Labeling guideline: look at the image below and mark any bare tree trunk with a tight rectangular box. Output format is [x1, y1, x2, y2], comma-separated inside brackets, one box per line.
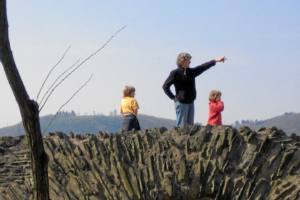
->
[0, 1, 49, 199]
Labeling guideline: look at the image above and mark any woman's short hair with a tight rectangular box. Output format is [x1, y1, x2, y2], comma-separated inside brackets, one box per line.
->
[176, 53, 192, 66]
[123, 86, 135, 98]
[209, 90, 222, 102]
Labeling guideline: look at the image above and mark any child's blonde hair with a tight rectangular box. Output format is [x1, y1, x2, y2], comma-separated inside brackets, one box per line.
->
[209, 90, 222, 102]
[123, 86, 135, 98]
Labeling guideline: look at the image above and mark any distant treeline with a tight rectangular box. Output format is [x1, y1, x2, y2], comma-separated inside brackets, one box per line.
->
[235, 112, 296, 127]
[0, 111, 177, 137]
[234, 112, 298, 136]
[1, 111, 299, 137]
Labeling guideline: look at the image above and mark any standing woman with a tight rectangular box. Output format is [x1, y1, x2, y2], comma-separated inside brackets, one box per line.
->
[163, 53, 226, 127]
[120, 86, 141, 131]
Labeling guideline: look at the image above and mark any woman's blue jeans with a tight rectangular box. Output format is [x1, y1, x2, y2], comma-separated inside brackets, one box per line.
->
[174, 101, 194, 127]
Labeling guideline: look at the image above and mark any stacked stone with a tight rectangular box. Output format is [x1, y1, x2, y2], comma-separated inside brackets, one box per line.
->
[0, 126, 300, 199]
[0, 136, 32, 199]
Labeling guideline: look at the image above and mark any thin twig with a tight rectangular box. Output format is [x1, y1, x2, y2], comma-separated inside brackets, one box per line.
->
[39, 58, 80, 106]
[42, 74, 93, 135]
[39, 26, 126, 112]
[36, 45, 71, 101]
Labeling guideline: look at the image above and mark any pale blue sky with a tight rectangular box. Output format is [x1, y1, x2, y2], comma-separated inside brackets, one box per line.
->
[0, 0, 299, 128]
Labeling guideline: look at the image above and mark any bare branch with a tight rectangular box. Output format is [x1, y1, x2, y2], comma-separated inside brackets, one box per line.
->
[36, 45, 71, 101]
[42, 74, 93, 135]
[39, 26, 126, 112]
[39, 58, 80, 106]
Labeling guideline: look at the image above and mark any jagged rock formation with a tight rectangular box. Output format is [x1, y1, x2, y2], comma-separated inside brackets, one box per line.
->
[0, 126, 300, 199]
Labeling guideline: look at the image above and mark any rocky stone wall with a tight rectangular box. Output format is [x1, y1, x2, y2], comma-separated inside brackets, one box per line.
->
[0, 125, 300, 199]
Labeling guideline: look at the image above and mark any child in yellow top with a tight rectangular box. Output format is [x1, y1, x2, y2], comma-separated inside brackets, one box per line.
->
[120, 86, 140, 131]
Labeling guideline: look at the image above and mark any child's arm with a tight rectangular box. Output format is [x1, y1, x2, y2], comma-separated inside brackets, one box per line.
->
[131, 98, 139, 115]
[211, 101, 224, 112]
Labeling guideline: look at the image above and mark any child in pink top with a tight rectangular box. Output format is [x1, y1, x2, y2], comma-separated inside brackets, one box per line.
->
[207, 90, 224, 125]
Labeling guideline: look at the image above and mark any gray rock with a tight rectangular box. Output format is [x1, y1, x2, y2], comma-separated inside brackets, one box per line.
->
[0, 126, 300, 199]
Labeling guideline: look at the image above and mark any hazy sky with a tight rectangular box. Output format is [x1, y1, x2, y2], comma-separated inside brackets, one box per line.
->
[0, 0, 299, 129]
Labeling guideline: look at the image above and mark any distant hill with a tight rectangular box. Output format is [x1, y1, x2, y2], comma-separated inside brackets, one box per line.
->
[0, 112, 177, 137]
[2, 111, 299, 137]
[235, 112, 300, 136]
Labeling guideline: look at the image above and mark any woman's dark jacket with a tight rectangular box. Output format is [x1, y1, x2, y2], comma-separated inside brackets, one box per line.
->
[162, 60, 216, 104]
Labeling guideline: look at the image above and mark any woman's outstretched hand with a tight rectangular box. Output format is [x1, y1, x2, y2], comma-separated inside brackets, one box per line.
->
[215, 56, 227, 62]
